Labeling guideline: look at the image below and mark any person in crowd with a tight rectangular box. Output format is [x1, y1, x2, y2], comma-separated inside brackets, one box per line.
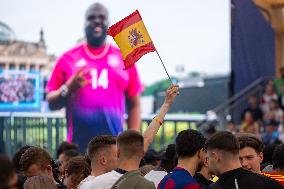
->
[145, 144, 177, 187]
[139, 165, 155, 176]
[264, 99, 283, 124]
[81, 84, 179, 189]
[262, 144, 279, 172]
[143, 149, 160, 167]
[158, 129, 206, 189]
[278, 85, 284, 111]
[63, 156, 91, 189]
[86, 130, 155, 189]
[24, 176, 56, 189]
[12, 145, 32, 189]
[194, 157, 214, 187]
[237, 133, 264, 174]
[46, 2, 143, 153]
[205, 131, 283, 188]
[226, 121, 238, 134]
[58, 149, 80, 181]
[56, 142, 79, 159]
[78, 135, 117, 189]
[274, 67, 284, 95]
[263, 144, 284, 185]
[261, 83, 278, 114]
[0, 155, 19, 189]
[262, 120, 280, 145]
[20, 147, 66, 189]
[240, 111, 260, 135]
[241, 95, 263, 122]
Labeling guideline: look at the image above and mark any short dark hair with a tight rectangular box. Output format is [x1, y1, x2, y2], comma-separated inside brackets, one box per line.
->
[65, 156, 91, 187]
[12, 145, 32, 172]
[272, 144, 284, 169]
[20, 147, 52, 172]
[62, 149, 80, 160]
[87, 135, 116, 160]
[263, 144, 279, 164]
[237, 134, 264, 154]
[176, 129, 206, 158]
[205, 131, 239, 155]
[117, 130, 144, 159]
[0, 155, 16, 188]
[56, 141, 78, 158]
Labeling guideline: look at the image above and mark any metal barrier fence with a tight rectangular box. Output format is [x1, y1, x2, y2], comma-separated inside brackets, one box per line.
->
[0, 112, 211, 158]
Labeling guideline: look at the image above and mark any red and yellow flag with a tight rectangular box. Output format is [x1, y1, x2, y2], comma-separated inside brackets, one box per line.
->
[107, 10, 156, 69]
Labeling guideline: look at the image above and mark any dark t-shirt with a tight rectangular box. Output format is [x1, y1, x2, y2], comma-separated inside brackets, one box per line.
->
[208, 168, 284, 189]
[194, 173, 213, 187]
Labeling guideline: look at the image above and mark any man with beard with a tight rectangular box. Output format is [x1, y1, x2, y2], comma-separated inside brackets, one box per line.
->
[205, 131, 284, 189]
[46, 3, 143, 153]
[158, 129, 206, 189]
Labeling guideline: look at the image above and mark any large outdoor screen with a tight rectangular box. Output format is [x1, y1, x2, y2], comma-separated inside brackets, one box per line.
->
[0, 70, 41, 111]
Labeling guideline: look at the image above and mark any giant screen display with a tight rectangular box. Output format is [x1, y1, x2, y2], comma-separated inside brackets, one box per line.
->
[0, 70, 41, 111]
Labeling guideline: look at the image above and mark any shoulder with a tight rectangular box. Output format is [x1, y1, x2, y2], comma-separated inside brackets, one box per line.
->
[57, 43, 85, 62]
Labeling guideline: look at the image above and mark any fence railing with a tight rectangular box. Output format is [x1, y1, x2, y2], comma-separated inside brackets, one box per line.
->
[0, 112, 213, 158]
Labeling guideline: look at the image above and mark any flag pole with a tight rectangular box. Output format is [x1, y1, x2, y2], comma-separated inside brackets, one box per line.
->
[154, 49, 173, 85]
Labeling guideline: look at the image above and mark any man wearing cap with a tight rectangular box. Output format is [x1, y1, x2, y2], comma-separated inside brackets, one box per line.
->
[262, 120, 280, 146]
[46, 3, 143, 153]
[145, 144, 177, 187]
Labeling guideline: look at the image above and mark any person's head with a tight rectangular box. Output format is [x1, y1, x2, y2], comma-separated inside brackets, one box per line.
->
[20, 147, 53, 179]
[264, 120, 278, 133]
[24, 176, 56, 189]
[58, 149, 80, 177]
[263, 144, 279, 165]
[87, 135, 117, 174]
[248, 96, 258, 108]
[12, 145, 32, 173]
[56, 141, 78, 159]
[84, 3, 109, 47]
[269, 99, 280, 110]
[0, 155, 18, 189]
[176, 129, 206, 171]
[272, 144, 284, 172]
[265, 83, 274, 95]
[159, 144, 177, 173]
[117, 130, 144, 162]
[237, 134, 264, 173]
[243, 111, 254, 124]
[280, 67, 284, 78]
[63, 156, 91, 189]
[205, 131, 240, 176]
[144, 149, 159, 166]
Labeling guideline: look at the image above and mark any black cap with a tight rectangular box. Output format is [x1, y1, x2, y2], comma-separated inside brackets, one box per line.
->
[158, 144, 176, 161]
[264, 120, 279, 127]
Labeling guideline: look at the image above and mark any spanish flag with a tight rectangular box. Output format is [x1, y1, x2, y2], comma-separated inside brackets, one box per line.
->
[107, 10, 156, 69]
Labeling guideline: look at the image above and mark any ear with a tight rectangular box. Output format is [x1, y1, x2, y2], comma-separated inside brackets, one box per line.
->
[258, 152, 264, 164]
[100, 156, 107, 165]
[46, 165, 53, 176]
[117, 148, 120, 159]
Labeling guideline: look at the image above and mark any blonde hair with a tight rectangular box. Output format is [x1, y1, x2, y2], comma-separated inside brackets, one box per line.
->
[24, 176, 56, 189]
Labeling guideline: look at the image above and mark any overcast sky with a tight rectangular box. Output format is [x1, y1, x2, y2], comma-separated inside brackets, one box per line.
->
[0, 0, 230, 85]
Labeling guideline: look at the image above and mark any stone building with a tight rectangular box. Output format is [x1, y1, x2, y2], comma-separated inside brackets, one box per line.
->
[0, 21, 55, 77]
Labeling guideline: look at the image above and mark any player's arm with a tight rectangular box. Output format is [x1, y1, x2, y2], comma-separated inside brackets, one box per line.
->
[127, 95, 141, 131]
[143, 84, 179, 152]
[47, 66, 89, 110]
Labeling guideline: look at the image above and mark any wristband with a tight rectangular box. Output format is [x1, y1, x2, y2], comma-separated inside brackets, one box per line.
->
[153, 116, 163, 126]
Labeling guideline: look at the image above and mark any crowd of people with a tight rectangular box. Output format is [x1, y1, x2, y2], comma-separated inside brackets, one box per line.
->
[1, 84, 284, 189]
[226, 68, 284, 146]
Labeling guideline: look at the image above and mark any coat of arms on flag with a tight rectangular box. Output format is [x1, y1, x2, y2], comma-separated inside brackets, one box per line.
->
[107, 10, 156, 69]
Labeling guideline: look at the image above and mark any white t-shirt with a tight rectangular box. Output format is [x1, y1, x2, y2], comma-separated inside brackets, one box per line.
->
[82, 170, 122, 189]
[144, 170, 167, 187]
[77, 175, 96, 189]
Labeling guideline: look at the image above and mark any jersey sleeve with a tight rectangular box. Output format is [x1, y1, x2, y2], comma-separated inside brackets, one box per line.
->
[45, 56, 67, 92]
[126, 65, 144, 97]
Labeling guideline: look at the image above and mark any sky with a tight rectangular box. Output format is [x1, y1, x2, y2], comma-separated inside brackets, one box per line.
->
[0, 0, 230, 85]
